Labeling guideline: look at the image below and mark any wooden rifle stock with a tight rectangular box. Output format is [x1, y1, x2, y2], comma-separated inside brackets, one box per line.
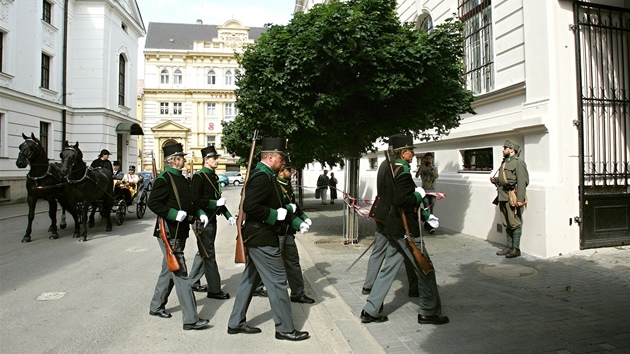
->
[400, 212, 434, 276]
[193, 220, 209, 259]
[235, 130, 258, 263]
[158, 217, 180, 272]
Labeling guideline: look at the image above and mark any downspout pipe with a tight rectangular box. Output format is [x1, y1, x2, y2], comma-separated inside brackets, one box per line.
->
[61, 0, 69, 149]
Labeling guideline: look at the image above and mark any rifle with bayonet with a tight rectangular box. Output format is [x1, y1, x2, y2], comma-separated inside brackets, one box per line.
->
[385, 147, 434, 276]
[158, 217, 181, 272]
[234, 130, 258, 263]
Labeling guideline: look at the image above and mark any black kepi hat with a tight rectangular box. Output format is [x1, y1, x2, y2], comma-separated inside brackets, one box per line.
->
[389, 134, 414, 151]
[261, 137, 288, 157]
[201, 145, 219, 158]
[113, 160, 120, 166]
[162, 141, 186, 157]
[280, 156, 292, 170]
[99, 149, 111, 157]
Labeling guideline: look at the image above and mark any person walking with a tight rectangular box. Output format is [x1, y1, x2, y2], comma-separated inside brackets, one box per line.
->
[187, 145, 235, 300]
[416, 152, 439, 233]
[490, 139, 529, 258]
[328, 172, 338, 204]
[147, 141, 210, 331]
[361, 133, 448, 326]
[316, 170, 330, 205]
[227, 137, 310, 341]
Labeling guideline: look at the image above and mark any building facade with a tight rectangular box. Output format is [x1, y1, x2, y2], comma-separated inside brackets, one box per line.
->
[296, 0, 630, 257]
[140, 19, 265, 173]
[0, 0, 145, 202]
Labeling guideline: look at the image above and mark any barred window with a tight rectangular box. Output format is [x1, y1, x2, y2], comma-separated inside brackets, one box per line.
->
[459, 0, 494, 94]
[461, 147, 493, 171]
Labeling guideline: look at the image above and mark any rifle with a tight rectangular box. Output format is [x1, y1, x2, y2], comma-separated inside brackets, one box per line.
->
[235, 130, 258, 263]
[157, 217, 180, 272]
[151, 151, 158, 179]
[193, 220, 209, 259]
[384, 147, 434, 276]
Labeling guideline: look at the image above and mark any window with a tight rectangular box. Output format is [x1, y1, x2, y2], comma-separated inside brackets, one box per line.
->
[459, 0, 494, 94]
[417, 12, 434, 33]
[206, 103, 216, 116]
[174, 69, 182, 84]
[0, 112, 5, 158]
[461, 147, 493, 171]
[173, 102, 182, 115]
[225, 70, 233, 85]
[118, 55, 126, 106]
[121, 22, 128, 33]
[207, 70, 216, 85]
[160, 102, 169, 115]
[224, 103, 235, 117]
[160, 69, 169, 84]
[369, 158, 378, 170]
[43, 0, 52, 24]
[207, 135, 216, 147]
[41, 53, 50, 89]
[0, 32, 4, 73]
[40, 122, 50, 156]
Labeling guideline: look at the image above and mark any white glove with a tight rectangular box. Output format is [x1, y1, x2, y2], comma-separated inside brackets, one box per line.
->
[288, 203, 297, 213]
[415, 186, 426, 199]
[228, 216, 236, 226]
[175, 210, 187, 222]
[199, 214, 209, 227]
[216, 197, 227, 207]
[304, 218, 312, 226]
[299, 222, 309, 234]
[276, 208, 287, 221]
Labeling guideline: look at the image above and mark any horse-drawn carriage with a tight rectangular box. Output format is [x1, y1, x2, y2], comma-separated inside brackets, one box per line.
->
[111, 179, 148, 225]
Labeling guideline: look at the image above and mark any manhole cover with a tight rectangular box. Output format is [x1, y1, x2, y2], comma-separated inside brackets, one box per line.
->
[478, 263, 538, 278]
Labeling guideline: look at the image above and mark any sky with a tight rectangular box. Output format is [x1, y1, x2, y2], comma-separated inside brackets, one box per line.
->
[135, 0, 296, 77]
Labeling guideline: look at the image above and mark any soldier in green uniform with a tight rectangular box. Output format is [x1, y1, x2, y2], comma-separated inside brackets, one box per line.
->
[490, 139, 529, 258]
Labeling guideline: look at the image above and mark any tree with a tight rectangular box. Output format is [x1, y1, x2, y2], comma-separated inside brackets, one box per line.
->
[223, 0, 474, 169]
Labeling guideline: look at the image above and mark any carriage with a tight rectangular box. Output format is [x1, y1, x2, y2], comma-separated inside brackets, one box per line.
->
[111, 179, 148, 225]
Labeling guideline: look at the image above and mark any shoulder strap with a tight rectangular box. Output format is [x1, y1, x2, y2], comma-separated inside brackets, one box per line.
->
[165, 173, 182, 209]
[201, 172, 220, 195]
[501, 161, 508, 184]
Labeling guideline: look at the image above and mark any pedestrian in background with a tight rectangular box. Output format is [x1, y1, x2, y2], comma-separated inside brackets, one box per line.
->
[147, 141, 209, 331]
[316, 170, 330, 204]
[490, 139, 529, 258]
[90, 149, 113, 174]
[329, 172, 338, 204]
[415, 152, 439, 234]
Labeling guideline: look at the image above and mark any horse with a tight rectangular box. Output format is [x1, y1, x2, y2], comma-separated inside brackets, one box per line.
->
[60, 141, 114, 242]
[16, 133, 80, 242]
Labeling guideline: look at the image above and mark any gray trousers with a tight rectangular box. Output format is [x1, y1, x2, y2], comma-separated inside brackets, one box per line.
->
[363, 236, 442, 317]
[228, 245, 294, 333]
[149, 238, 199, 324]
[188, 222, 222, 293]
[255, 234, 306, 297]
[363, 223, 418, 293]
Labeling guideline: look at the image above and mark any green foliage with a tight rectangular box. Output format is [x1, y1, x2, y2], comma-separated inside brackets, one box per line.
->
[222, 0, 474, 169]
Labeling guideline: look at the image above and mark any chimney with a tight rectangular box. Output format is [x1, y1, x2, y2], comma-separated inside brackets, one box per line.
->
[196, 19, 203, 24]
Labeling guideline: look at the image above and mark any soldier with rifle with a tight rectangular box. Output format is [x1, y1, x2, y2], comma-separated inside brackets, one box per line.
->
[187, 144, 235, 300]
[227, 137, 310, 341]
[360, 134, 449, 325]
[147, 141, 210, 330]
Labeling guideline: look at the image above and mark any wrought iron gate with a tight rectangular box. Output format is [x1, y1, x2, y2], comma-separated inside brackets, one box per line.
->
[573, 2, 630, 248]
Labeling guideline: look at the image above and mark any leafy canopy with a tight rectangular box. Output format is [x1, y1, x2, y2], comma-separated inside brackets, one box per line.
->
[222, 0, 474, 169]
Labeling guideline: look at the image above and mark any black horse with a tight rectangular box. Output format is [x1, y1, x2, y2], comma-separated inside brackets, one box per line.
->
[60, 141, 114, 242]
[16, 133, 80, 242]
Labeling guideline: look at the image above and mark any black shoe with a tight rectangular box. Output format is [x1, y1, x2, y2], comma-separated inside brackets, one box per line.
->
[496, 247, 511, 256]
[191, 284, 208, 292]
[207, 291, 230, 300]
[290, 294, 315, 304]
[505, 248, 521, 258]
[429, 229, 435, 234]
[149, 308, 172, 319]
[408, 290, 419, 298]
[183, 319, 210, 330]
[253, 288, 267, 297]
[275, 330, 310, 341]
[227, 325, 262, 334]
[418, 314, 449, 325]
[361, 287, 371, 295]
[330, 201, 335, 204]
[360, 310, 388, 323]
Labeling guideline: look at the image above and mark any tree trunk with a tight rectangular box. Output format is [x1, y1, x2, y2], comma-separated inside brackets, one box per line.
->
[343, 157, 360, 244]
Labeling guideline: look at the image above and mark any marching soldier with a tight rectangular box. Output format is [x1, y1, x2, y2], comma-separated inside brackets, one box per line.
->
[490, 139, 529, 258]
[188, 145, 235, 300]
[147, 141, 210, 330]
[361, 134, 448, 325]
[227, 137, 310, 341]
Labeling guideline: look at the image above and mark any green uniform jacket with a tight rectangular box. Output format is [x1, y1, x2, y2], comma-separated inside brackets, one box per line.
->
[191, 166, 232, 223]
[277, 177, 308, 234]
[495, 156, 529, 203]
[384, 158, 424, 239]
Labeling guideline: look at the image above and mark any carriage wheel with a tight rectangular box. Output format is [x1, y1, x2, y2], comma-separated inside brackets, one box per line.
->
[136, 192, 147, 219]
[116, 199, 126, 225]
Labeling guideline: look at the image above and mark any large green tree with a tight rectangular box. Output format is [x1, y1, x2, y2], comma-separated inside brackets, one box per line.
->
[223, 0, 474, 168]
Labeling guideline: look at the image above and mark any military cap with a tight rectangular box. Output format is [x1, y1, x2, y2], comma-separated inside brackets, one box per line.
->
[201, 145, 219, 158]
[389, 134, 414, 151]
[98, 149, 111, 157]
[113, 161, 120, 166]
[503, 140, 520, 152]
[261, 137, 288, 157]
[162, 141, 186, 157]
[281, 156, 292, 170]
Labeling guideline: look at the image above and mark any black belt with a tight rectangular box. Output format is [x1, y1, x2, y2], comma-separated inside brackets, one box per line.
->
[245, 220, 268, 228]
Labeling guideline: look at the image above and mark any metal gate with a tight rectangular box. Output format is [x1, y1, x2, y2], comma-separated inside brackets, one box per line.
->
[573, 2, 630, 248]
